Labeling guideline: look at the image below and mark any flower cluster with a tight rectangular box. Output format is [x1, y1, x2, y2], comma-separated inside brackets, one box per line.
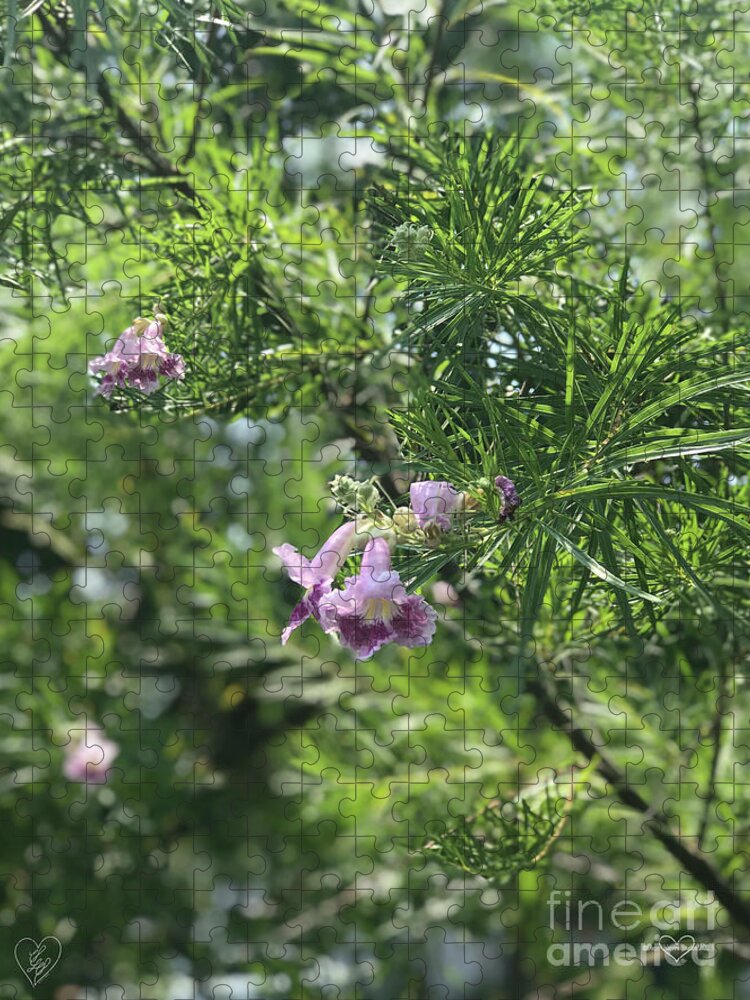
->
[274, 519, 437, 659]
[274, 475, 519, 658]
[90, 315, 185, 398]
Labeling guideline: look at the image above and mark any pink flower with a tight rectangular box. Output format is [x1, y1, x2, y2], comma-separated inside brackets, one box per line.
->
[318, 537, 437, 659]
[278, 581, 330, 645]
[273, 521, 357, 643]
[63, 726, 120, 784]
[273, 521, 357, 589]
[88, 330, 137, 397]
[90, 318, 185, 398]
[409, 480, 464, 531]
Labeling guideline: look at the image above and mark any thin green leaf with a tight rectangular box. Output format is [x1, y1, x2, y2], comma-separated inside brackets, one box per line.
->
[539, 521, 662, 603]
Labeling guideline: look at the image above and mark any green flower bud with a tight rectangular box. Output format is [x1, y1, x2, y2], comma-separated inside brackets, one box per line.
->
[329, 475, 382, 515]
[391, 222, 433, 258]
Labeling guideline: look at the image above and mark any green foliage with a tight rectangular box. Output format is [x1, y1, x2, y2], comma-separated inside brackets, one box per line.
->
[2, 0, 750, 996]
[373, 134, 585, 374]
[374, 133, 750, 645]
[425, 782, 571, 884]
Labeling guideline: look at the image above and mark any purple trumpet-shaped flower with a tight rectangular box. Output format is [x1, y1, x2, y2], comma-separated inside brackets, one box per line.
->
[88, 329, 136, 397]
[63, 726, 120, 784]
[318, 537, 437, 659]
[273, 521, 357, 589]
[278, 582, 331, 645]
[409, 480, 464, 532]
[273, 521, 357, 643]
[495, 475, 520, 522]
[90, 318, 185, 398]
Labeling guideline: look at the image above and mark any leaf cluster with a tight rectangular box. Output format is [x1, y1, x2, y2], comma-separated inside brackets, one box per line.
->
[424, 782, 570, 885]
[380, 137, 750, 642]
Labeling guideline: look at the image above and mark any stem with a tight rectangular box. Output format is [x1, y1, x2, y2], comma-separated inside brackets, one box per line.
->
[528, 672, 750, 934]
[689, 84, 728, 335]
[96, 75, 200, 206]
[421, 0, 446, 110]
[690, 84, 733, 843]
[698, 647, 730, 850]
[184, 21, 217, 163]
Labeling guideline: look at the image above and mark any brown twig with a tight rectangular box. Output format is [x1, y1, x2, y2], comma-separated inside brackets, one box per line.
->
[527, 671, 750, 934]
[36, 7, 201, 208]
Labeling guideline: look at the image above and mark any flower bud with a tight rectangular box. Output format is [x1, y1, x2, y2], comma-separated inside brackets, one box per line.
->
[495, 475, 520, 522]
[409, 480, 465, 532]
[391, 507, 422, 536]
[329, 475, 381, 515]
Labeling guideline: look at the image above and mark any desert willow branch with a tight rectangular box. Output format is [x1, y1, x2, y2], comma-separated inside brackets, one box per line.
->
[36, 9, 201, 209]
[527, 673, 750, 934]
